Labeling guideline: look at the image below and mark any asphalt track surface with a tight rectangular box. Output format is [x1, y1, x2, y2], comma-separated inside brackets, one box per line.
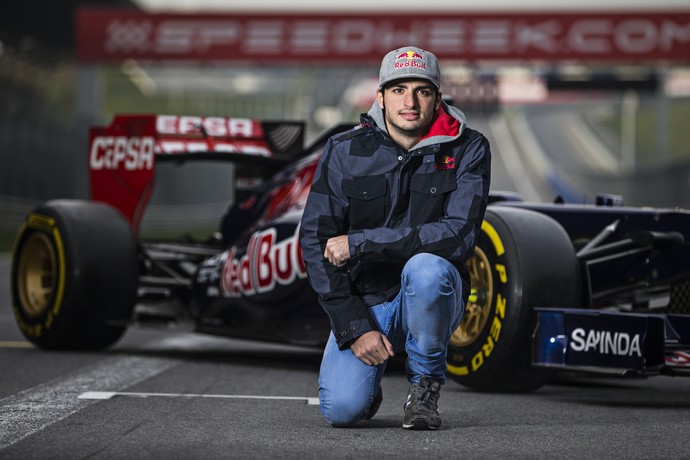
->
[2, 260, 690, 459]
[2, 117, 689, 459]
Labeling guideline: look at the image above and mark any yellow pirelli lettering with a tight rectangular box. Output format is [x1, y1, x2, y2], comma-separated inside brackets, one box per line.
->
[471, 351, 484, 371]
[447, 364, 469, 376]
[482, 336, 495, 357]
[481, 220, 504, 256]
[495, 294, 506, 319]
[490, 316, 502, 341]
[27, 213, 55, 232]
[495, 263, 507, 283]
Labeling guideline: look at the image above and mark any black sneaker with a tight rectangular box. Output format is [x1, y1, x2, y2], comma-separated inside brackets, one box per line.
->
[365, 387, 383, 420]
[402, 376, 442, 430]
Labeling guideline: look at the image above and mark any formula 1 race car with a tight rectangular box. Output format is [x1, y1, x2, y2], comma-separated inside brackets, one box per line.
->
[10, 114, 690, 392]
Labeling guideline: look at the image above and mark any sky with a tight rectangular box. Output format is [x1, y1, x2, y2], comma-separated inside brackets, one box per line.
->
[131, 0, 690, 12]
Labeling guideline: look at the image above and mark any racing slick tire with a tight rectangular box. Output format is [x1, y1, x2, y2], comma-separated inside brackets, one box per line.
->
[447, 206, 584, 392]
[11, 200, 138, 349]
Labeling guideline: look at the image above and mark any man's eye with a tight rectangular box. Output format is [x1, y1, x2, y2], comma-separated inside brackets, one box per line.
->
[418, 90, 431, 96]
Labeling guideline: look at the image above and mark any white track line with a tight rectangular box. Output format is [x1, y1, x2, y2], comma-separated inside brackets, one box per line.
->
[78, 391, 319, 405]
[0, 355, 178, 449]
[0, 334, 220, 450]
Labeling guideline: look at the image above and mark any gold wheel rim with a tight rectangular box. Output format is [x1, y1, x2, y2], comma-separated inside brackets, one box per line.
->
[17, 232, 57, 318]
[450, 246, 493, 347]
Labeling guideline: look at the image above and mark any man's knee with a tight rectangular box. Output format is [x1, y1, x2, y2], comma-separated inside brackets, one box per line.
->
[320, 392, 370, 427]
[402, 253, 459, 296]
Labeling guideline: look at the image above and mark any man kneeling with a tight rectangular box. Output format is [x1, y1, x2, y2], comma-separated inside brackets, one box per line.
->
[299, 45, 491, 429]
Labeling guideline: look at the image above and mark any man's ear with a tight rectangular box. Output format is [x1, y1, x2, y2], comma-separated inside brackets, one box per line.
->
[376, 90, 384, 109]
[436, 92, 442, 110]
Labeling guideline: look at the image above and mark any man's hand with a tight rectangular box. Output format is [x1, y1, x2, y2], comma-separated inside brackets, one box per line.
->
[324, 235, 350, 267]
[351, 331, 395, 366]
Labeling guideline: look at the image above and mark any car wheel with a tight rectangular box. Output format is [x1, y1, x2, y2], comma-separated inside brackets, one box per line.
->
[447, 206, 584, 392]
[11, 200, 138, 349]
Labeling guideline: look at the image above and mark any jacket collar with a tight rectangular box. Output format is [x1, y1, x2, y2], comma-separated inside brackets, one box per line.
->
[365, 100, 466, 151]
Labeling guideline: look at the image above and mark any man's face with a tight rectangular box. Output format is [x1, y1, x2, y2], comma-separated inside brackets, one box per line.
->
[376, 79, 441, 138]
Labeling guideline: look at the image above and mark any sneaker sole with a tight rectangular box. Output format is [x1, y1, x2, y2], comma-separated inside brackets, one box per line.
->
[402, 418, 441, 430]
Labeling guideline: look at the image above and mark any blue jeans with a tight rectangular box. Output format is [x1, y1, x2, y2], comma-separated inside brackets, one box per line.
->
[318, 253, 465, 427]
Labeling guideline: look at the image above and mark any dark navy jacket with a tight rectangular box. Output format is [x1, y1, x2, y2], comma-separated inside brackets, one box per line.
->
[299, 101, 491, 348]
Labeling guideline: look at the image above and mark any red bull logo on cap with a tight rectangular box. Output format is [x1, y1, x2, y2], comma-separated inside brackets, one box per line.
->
[394, 50, 426, 70]
[396, 50, 424, 60]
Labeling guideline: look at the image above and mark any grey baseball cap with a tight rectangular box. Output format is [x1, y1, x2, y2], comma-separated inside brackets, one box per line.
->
[378, 46, 441, 90]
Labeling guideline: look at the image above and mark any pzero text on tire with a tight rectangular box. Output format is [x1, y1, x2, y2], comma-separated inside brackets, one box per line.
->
[11, 200, 138, 349]
[447, 206, 583, 392]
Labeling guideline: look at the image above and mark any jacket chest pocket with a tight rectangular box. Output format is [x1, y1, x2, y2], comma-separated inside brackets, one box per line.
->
[342, 178, 389, 229]
[409, 171, 457, 225]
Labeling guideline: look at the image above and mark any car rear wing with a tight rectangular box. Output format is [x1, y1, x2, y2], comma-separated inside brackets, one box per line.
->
[88, 114, 305, 234]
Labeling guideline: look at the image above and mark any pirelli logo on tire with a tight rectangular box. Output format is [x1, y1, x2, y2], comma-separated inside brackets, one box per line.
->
[446, 206, 584, 392]
[25, 214, 55, 233]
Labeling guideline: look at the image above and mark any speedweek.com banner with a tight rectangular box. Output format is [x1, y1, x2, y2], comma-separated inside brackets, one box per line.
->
[76, 8, 690, 63]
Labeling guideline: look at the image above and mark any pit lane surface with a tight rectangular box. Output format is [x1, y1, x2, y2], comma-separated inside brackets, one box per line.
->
[1, 254, 689, 459]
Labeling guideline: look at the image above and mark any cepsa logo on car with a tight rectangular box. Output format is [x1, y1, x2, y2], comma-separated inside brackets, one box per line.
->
[221, 225, 306, 297]
[89, 136, 155, 170]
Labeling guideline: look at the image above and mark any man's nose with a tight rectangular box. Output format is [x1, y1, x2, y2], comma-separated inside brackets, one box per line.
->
[402, 92, 417, 108]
